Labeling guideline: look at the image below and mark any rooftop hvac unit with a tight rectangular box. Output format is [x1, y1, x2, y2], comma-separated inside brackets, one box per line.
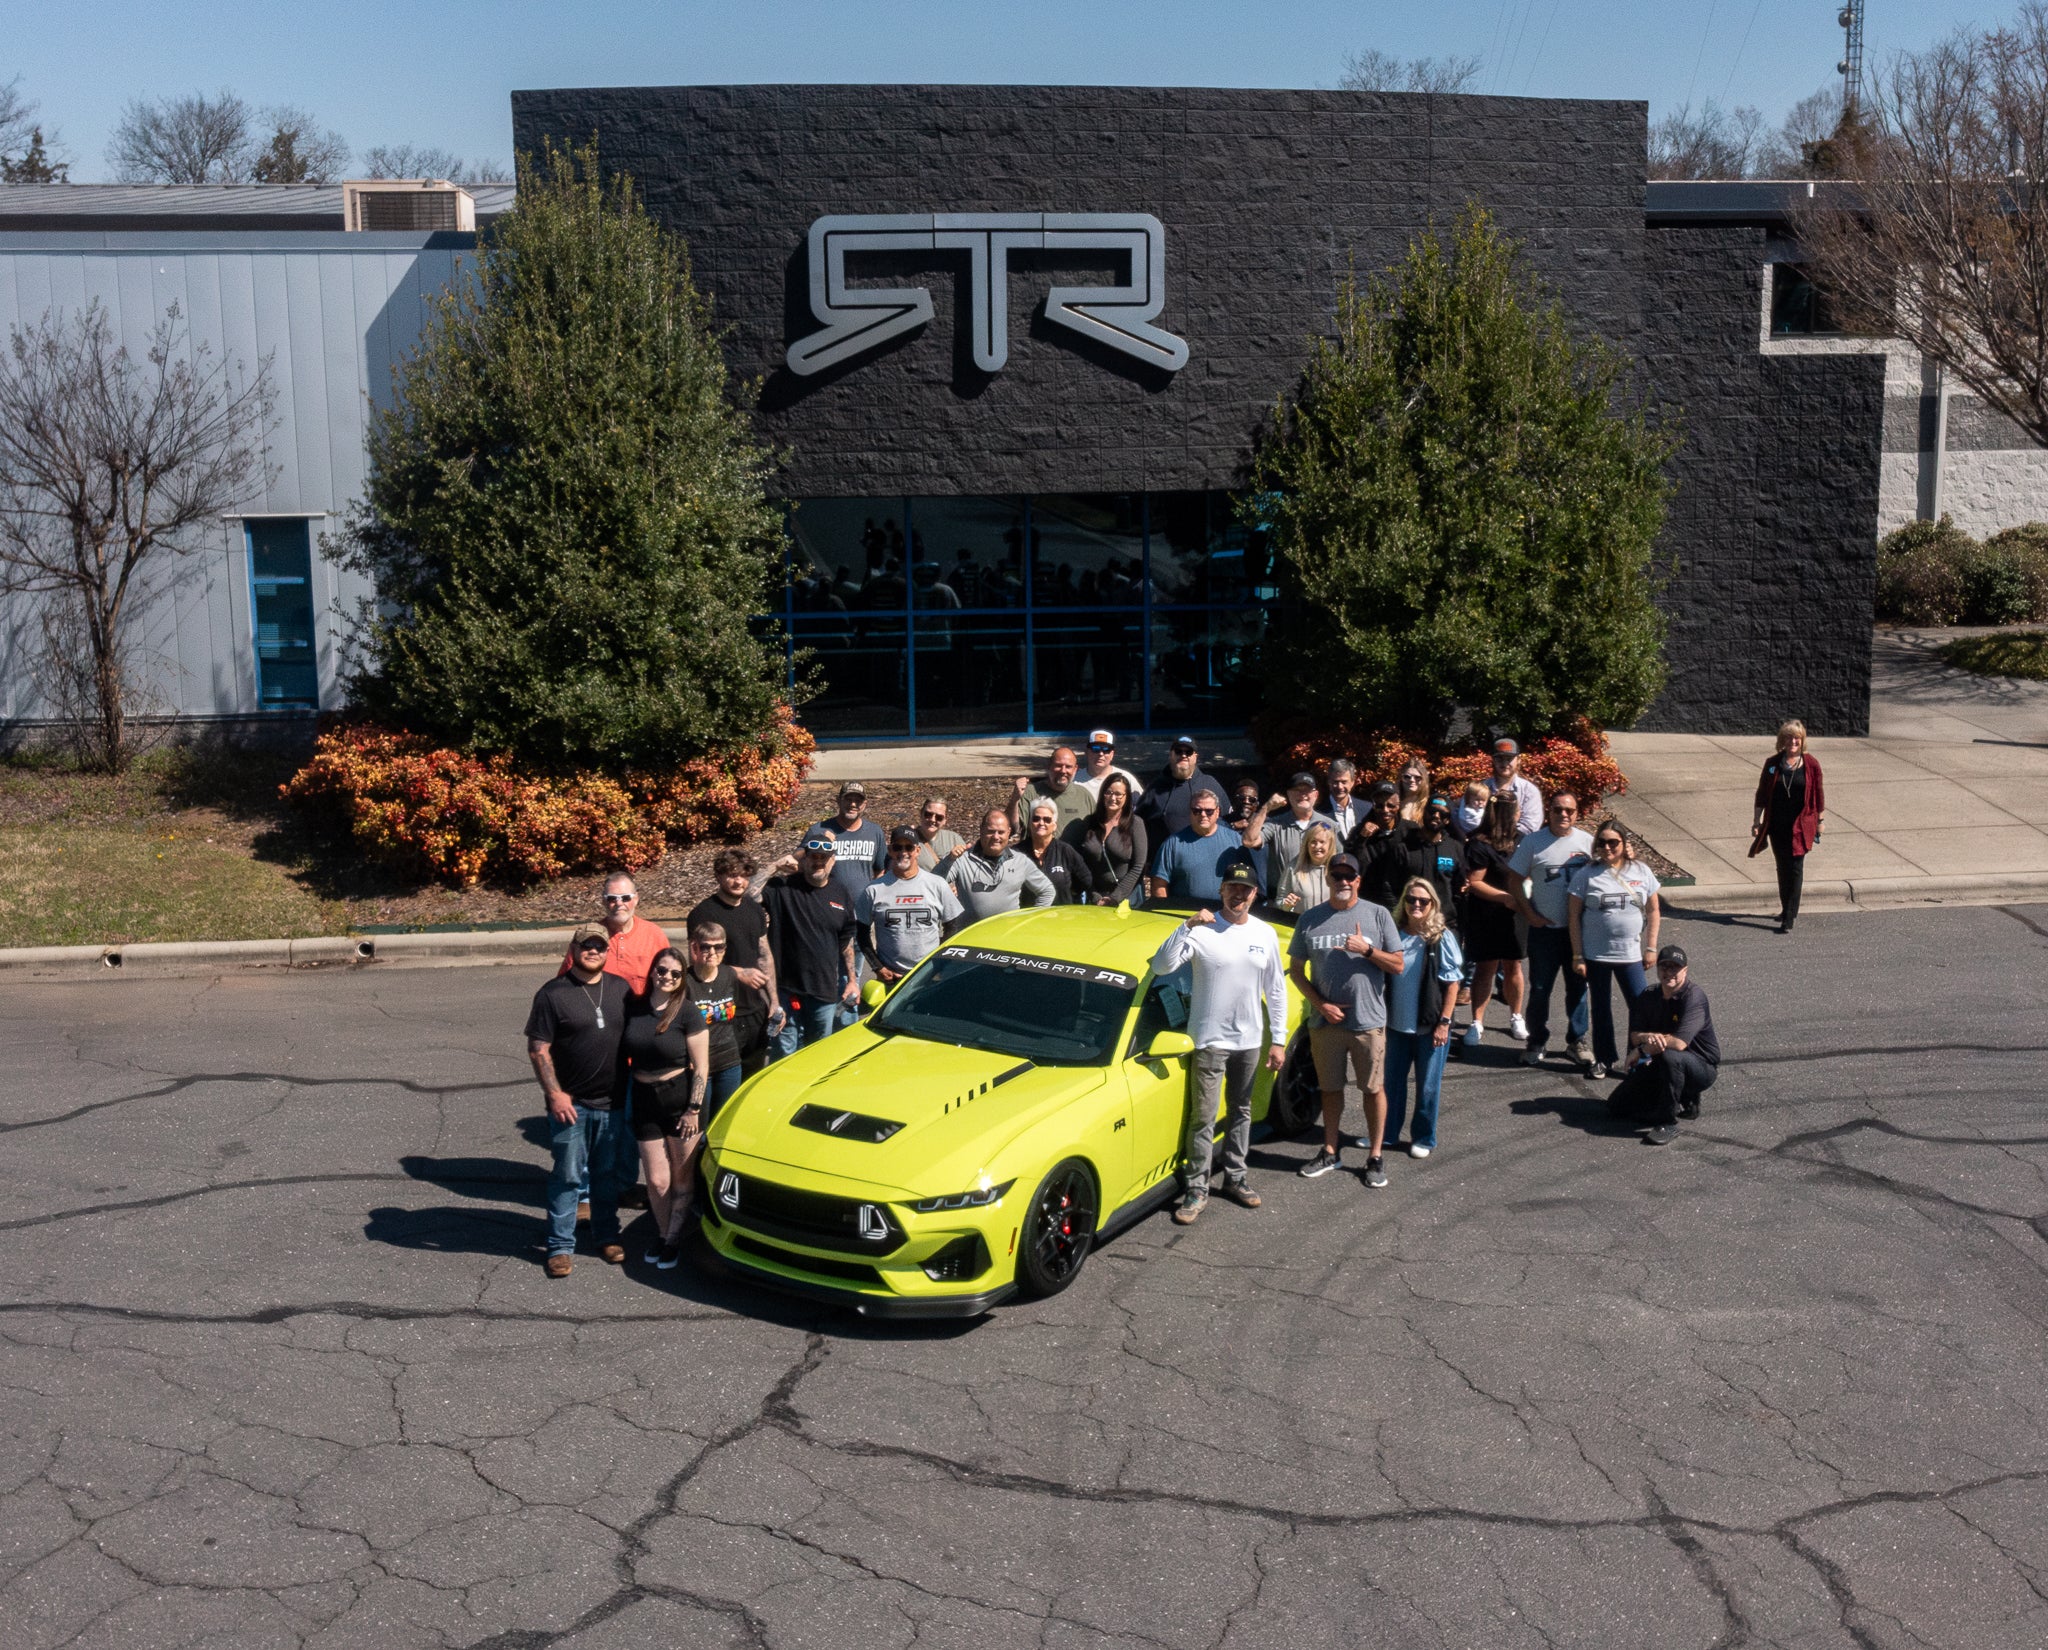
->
[341, 180, 475, 232]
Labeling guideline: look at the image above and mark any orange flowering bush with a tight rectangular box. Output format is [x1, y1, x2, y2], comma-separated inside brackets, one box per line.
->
[282, 707, 815, 887]
[1255, 714, 1627, 806]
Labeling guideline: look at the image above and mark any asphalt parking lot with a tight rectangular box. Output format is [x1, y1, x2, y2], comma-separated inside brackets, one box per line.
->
[4, 902, 2046, 1649]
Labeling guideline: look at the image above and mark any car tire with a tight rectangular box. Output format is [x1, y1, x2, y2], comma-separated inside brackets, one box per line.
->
[1267, 1030, 1321, 1138]
[1015, 1157, 1099, 1299]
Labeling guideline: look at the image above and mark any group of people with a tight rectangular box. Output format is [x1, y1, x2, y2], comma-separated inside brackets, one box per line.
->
[524, 721, 1758, 1271]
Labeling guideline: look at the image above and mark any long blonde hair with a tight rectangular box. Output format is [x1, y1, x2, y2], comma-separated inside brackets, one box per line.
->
[1396, 876, 1447, 943]
[1297, 822, 1336, 869]
[1398, 759, 1432, 824]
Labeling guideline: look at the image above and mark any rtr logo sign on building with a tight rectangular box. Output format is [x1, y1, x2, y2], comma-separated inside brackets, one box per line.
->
[786, 212, 1190, 377]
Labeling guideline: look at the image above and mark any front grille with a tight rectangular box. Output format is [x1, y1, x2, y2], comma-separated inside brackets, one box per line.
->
[733, 1234, 881, 1285]
[920, 1233, 991, 1283]
[713, 1169, 904, 1254]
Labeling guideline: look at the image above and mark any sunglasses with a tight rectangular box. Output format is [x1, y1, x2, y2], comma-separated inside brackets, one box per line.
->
[1087, 743, 1113, 754]
[1406, 894, 1435, 906]
[921, 809, 946, 819]
[1330, 870, 1360, 882]
[650, 965, 683, 978]
[577, 941, 609, 955]
[601, 893, 636, 905]
[691, 941, 726, 953]
[1597, 837, 1625, 849]
[1190, 805, 1219, 815]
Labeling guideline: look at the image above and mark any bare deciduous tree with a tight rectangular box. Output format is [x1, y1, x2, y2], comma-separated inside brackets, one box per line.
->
[1798, 4, 2048, 448]
[0, 303, 276, 770]
[249, 106, 350, 184]
[0, 76, 68, 183]
[108, 89, 253, 183]
[1650, 101, 1768, 178]
[361, 143, 510, 185]
[1755, 84, 1847, 177]
[1339, 49, 1483, 95]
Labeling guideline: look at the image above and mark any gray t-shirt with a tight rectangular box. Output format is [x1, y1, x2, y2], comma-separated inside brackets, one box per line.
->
[855, 870, 963, 974]
[1287, 897, 1404, 1032]
[1568, 861, 1661, 963]
[914, 828, 965, 873]
[1508, 827, 1594, 928]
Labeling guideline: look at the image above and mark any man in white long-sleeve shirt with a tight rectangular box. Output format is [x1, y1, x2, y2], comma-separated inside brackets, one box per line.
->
[1148, 860, 1288, 1226]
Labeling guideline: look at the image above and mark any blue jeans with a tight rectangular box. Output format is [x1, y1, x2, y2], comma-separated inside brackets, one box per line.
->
[548, 1102, 623, 1257]
[703, 1063, 743, 1126]
[1524, 926, 1589, 1050]
[1584, 959, 1646, 1068]
[770, 990, 847, 1059]
[575, 1084, 641, 1202]
[1383, 1029, 1449, 1150]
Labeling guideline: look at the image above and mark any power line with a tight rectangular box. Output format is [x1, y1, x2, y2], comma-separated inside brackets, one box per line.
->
[1522, 0, 1566, 95]
[1684, 0, 1721, 110]
[1720, 0, 1767, 107]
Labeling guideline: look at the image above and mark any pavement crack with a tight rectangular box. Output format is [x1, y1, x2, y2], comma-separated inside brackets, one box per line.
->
[0, 1069, 527, 1135]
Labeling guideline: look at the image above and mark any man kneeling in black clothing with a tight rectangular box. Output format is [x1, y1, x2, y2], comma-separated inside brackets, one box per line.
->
[1611, 944, 1720, 1145]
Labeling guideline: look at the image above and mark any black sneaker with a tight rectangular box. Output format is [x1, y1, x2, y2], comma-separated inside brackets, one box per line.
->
[1171, 1188, 1207, 1225]
[654, 1240, 683, 1270]
[1645, 1125, 1680, 1145]
[1298, 1147, 1342, 1178]
[1678, 1101, 1700, 1120]
[1362, 1156, 1390, 1188]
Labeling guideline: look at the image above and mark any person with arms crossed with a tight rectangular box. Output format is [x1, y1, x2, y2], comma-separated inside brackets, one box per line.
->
[1150, 861, 1288, 1225]
[1150, 789, 1263, 905]
[527, 925, 632, 1277]
[762, 831, 860, 1056]
[1287, 853, 1405, 1187]
[857, 825, 965, 984]
[944, 809, 1057, 921]
[1567, 826, 1662, 1078]
[1509, 793, 1593, 1069]
[1610, 945, 1721, 1144]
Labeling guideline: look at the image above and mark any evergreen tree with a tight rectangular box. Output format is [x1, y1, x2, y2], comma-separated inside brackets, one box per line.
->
[1250, 207, 1675, 741]
[333, 140, 796, 772]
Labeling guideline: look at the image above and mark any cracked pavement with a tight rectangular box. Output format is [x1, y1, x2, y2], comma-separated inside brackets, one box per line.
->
[2, 903, 2046, 1648]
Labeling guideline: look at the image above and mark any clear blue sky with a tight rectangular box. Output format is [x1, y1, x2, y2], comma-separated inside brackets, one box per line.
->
[2, 0, 2012, 179]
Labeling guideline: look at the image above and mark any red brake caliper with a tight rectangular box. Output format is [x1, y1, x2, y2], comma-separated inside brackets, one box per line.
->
[1059, 1192, 1071, 1238]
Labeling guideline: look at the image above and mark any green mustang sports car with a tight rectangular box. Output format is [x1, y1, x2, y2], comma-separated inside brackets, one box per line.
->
[699, 903, 1321, 1317]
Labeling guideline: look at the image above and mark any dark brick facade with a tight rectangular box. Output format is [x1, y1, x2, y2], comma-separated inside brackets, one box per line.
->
[510, 86, 1885, 735]
[1639, 225, 1883, 735]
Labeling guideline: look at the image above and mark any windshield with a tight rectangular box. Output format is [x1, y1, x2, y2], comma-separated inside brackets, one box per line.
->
[872, 945, 1139, 1065]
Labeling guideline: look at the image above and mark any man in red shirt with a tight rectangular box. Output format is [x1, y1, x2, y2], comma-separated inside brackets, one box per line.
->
[559, 872, 670, 993]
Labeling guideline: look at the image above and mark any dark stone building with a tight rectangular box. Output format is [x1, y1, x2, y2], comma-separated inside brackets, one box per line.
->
[513, 85, 1885, 740]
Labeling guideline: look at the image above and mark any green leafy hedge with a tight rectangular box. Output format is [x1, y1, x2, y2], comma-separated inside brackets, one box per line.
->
[1875, 517, 2048, 626]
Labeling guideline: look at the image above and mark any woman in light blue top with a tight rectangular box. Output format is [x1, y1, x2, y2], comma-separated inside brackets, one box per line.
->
[1379, 876, 1467, 1158]
[1567, 827, 1662, 1077]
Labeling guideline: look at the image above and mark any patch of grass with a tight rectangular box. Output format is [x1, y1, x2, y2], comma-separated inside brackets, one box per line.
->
[0, 825, 350, 948]
[1938, 630, 2048, 681]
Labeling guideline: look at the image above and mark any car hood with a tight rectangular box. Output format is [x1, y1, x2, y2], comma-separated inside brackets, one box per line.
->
[711, 1027, 1106, 1196]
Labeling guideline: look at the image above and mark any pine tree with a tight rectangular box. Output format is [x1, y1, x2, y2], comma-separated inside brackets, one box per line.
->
[1250, 207, 1675, 741]
[333, 141, 797, 773]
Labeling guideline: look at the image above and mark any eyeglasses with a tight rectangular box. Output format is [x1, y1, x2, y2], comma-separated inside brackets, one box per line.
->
[691, 941, 726, 953]
[650, 965, 683, 979]
[1550, 805, 1579, 816]
[921, 809, 946, 820]
[1406, 894, 1434, 906]
[1190, 804, 1218, 816]
[601, 893, 636, 905]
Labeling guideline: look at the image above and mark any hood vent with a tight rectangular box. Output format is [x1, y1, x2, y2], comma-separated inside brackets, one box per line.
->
[791, 1105, 904, 1144]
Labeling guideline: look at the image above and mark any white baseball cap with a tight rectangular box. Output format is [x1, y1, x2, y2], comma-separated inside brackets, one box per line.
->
[1087, 728, 1115, 747]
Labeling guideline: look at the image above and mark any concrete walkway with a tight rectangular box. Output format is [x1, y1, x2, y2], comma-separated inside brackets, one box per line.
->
[1610, 628, 2048, 912]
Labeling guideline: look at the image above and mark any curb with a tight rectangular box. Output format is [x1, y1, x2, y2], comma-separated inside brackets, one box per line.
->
[1664, 872, 2048, 916]
[0, 927, 576, 978]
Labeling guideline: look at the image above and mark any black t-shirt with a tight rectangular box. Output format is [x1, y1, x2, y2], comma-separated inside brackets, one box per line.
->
[761, 873, 856, 1004]
[686, 965, 743, 1071]
[620, 991, 707, 1076]
[524, 973, 630, 1105]
[1024, 838, 1090, 905]
[819, 816, 886, 908]
[1627, 979, 1722, 1065]
[688, 892, 771, 1015]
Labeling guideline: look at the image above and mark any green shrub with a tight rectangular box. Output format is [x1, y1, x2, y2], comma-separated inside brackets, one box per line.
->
[1875, 515, 1977, 624]
[1981, 525, 2048, 623]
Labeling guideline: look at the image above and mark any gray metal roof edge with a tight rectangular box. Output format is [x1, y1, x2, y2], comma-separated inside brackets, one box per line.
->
[0, 230, 480, 252]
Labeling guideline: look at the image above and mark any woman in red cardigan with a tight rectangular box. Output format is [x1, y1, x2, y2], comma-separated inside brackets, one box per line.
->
[1751, 719, 1826, 934]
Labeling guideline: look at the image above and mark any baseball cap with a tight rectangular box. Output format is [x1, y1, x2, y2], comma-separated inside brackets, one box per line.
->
[838, 780, 867, 798]
[1655, 944, 1689, 970]
[571, 923, 610, 951]
[1370, 780, 1398, 800]
[1219, 860, 1260, 888]
[1329, 853, 1361, 878]
[1491, 738, 1519, 758]
[801, 833, 836, 853]
[1425, 795, 1451, 811]
[1171, 736, 1197, 753]
[1087, 728, 1115, 748]
[1288, 771, 1318, 791]
[888, 824, 920, 849]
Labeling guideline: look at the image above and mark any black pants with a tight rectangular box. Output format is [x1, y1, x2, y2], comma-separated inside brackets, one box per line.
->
[1769, 826, 1805, 924]
[1611, 1048, 1718, 1126]
[735, 1010, 771, 1079]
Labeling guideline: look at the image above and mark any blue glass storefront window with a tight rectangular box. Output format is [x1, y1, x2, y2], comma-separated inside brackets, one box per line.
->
[775, 492, 1270, 739]
[245, 518, 319, 709]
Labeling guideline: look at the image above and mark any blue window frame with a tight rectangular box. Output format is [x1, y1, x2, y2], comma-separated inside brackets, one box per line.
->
[245, 518, 320, 709]
[776, 491, 1274, 740]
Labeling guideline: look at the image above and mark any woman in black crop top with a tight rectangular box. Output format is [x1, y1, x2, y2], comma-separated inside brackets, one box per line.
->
[622, 947, 710, 1269]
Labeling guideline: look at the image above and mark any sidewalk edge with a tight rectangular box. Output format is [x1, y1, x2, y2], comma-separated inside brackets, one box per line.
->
[0, 927, 576, 976]
[1664, 872, 2048, 915]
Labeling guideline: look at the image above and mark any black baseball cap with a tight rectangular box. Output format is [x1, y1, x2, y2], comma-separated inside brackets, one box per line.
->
[1218, 860, 1259, 889]
[1492, 738, 1519, 758]
[888, 825, 920, 849]
[1329, 853, 1361, 879]
[1171, 736, 1197, 753]
[838, 780, 867, 797]
[1655, 944, 1689, 969]
[1288, 771, 1318, 791]
[1370, 780, 1399, 800]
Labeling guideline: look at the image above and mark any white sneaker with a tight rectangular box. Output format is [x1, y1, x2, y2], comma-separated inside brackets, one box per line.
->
[1459, 1023, 1481, 1048]
[1409, 1144, 1432, 1159]
[1509, 1014, 1529, 1042]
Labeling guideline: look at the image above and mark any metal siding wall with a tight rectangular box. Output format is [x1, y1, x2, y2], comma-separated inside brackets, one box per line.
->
[0, 241, 458, 724]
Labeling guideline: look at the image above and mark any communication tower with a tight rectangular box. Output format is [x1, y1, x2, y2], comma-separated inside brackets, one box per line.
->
[1838, 2, 1866, 122]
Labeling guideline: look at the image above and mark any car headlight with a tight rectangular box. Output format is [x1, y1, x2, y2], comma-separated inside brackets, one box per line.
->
[911, 1180, 1014, 1213]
